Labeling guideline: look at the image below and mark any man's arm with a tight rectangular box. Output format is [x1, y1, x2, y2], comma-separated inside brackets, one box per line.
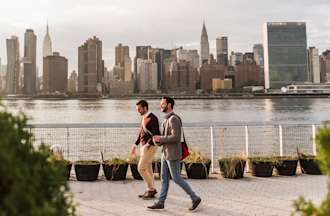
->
[159, 116, 181, 144]
[135, 128, 142, 145]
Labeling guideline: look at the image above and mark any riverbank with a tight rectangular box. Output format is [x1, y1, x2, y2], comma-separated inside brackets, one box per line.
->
[3, 92, 330, 100]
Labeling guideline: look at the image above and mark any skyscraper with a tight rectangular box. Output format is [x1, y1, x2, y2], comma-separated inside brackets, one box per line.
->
[115, 43, 129, 67]
[200, 21, 210, 65]
[23, 29, 37, 95]
[43, 23, 52, 57]
[216, 37, 228, 65]
[168, 60, 196, 93]
[68, 70, 78, 93]
[137, 59, 157, 93]
[200, 55, 226, 92]
[177, 47, 200, 69]
[308, 47, 320, 83]
[78, 36, 104, 94]
[134, 46, 151, 92]
[263, 22, 308, 89]
[6, 36, 20, 94]
[114, 43, 132, 82]
[43, 52, 68, 93]
[253, 44, 264, 82]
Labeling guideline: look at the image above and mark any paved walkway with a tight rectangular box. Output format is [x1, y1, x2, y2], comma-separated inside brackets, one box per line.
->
[70, 173, 327, 216]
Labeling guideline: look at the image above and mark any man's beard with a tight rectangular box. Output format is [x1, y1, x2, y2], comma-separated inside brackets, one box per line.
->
[161, 106, 168, 113]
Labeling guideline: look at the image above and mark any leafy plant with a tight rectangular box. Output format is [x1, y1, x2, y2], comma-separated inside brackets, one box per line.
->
[219, 155, 246, 179]
[292, 125, 330, 216]
[104, 158, 127, 165]
[75, 160, 100, 165]
[127, 154, 140, 164]
[248, 156, 275, 164]
[273, 156, 298, 166]
[0, 106, 75, 216]
[184, 148, 211, 164]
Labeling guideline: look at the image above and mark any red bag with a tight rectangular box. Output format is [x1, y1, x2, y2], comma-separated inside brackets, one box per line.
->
[181, 141, 190, 160]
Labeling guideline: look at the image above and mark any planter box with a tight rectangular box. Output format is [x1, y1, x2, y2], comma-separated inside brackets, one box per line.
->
[75, 162, 100, 181]
[66, 163, 72, 180]
[129, 163, 143, 180]
[299, 158, 322, 175]
[275, 159, 298, 176]
[184, 161, 211, 179]
[250, 161, 273, 177]
[103, 163, 128, 180]
[219, 159, 246, 179]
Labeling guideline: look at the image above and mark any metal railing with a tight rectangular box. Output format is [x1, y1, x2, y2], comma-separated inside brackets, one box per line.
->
[26, 122, 320, 173]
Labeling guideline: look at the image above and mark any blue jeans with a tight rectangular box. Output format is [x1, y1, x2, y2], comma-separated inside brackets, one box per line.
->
[158, 157, 199, 204]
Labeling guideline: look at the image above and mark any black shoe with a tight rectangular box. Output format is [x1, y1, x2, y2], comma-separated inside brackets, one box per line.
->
[189, 197, 201, 211]
[147, 202, 164, 210]
[138, 191, 148, 198]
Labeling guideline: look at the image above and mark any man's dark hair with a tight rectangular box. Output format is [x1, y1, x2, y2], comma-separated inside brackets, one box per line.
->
[136, 100, 148, 109]
[162, 96, 175, 109]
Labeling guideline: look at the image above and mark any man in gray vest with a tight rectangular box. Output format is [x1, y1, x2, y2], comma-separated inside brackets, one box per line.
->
[148, 96, 201, 211]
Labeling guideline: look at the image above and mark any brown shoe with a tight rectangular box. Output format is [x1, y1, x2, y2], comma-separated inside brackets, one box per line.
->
[142, 190, 157, 200]
[138, 191, 148, 198]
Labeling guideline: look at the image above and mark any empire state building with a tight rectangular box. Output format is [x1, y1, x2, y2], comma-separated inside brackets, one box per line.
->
[200, 21, 210, 65]
[43, 23, 52, 57]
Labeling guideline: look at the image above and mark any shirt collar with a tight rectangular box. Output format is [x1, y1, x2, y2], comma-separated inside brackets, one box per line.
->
[164, 111, 174, 119]
[144, 111, 151, 118]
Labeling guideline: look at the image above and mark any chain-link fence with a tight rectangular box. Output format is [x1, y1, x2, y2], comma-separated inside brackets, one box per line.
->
[27, 123, 319, 173]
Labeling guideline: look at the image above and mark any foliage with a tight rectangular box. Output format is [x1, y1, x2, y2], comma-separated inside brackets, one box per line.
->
[273, 156, 298, 165]
[184, 148, 211, 164]
[74, 160, 100, 165]
[219, 155, 246, 178]
[248, 156, 275, 164]
[103, 158, 127, 165]
[292, 125, 330, 216]
[0, 108, 75, 216]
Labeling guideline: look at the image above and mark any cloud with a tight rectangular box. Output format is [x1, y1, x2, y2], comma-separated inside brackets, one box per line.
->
[0, 0, 330, 73]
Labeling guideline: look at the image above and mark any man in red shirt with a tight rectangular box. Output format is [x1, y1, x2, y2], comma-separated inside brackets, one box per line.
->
[132, 100, 160, 199]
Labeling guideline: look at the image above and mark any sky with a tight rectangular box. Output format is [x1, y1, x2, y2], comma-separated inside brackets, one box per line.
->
[0, 0, 330, 75]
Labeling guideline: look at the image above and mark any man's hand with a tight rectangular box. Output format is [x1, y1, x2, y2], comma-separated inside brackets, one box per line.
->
[131, 145, 138, 155]
[153, 136, 161, 144]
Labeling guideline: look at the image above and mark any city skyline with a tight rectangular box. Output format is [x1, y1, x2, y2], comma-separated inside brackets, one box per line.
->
[0, 0, 329, 73]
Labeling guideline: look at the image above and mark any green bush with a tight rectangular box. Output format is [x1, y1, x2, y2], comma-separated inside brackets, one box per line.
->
[0, 108, 75, 216]
[292, 125, 330, 216]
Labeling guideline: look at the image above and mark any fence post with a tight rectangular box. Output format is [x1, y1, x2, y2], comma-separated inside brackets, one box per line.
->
[245, 125, 249, 172]
[312, 124, 316, 156]
[66, 127, 70, 160]
[279, 125, 283, 156]
[210, 126, 215, 173]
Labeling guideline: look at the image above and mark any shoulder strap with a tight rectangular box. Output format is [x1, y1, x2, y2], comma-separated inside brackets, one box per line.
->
[142, 115, 154, 136]
[169, 113, 186, 143]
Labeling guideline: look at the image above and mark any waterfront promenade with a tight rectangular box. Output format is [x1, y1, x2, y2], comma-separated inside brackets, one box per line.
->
[70, 173, 327, 216]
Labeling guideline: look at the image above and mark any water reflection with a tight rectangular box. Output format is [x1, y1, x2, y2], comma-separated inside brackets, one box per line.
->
[2, 98, 330, 124]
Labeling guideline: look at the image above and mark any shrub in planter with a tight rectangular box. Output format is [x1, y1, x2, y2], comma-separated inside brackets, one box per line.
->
[184, 149, 211, 179]
[50, 146, 72, 180]
[74, 160, 100, 181]
[298, 155, 322, 175]
[274, 156, 298, 176]
[0, 107, 75, 216]
[292, 125, 330, 215]
[54, 159, 72, 180]
[219, 156, 246, 179]
[103, 158, 128, 181]
[127, 155, 143, 180]
[127, 156, 162, 180]
[249, 157, 274, 177]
